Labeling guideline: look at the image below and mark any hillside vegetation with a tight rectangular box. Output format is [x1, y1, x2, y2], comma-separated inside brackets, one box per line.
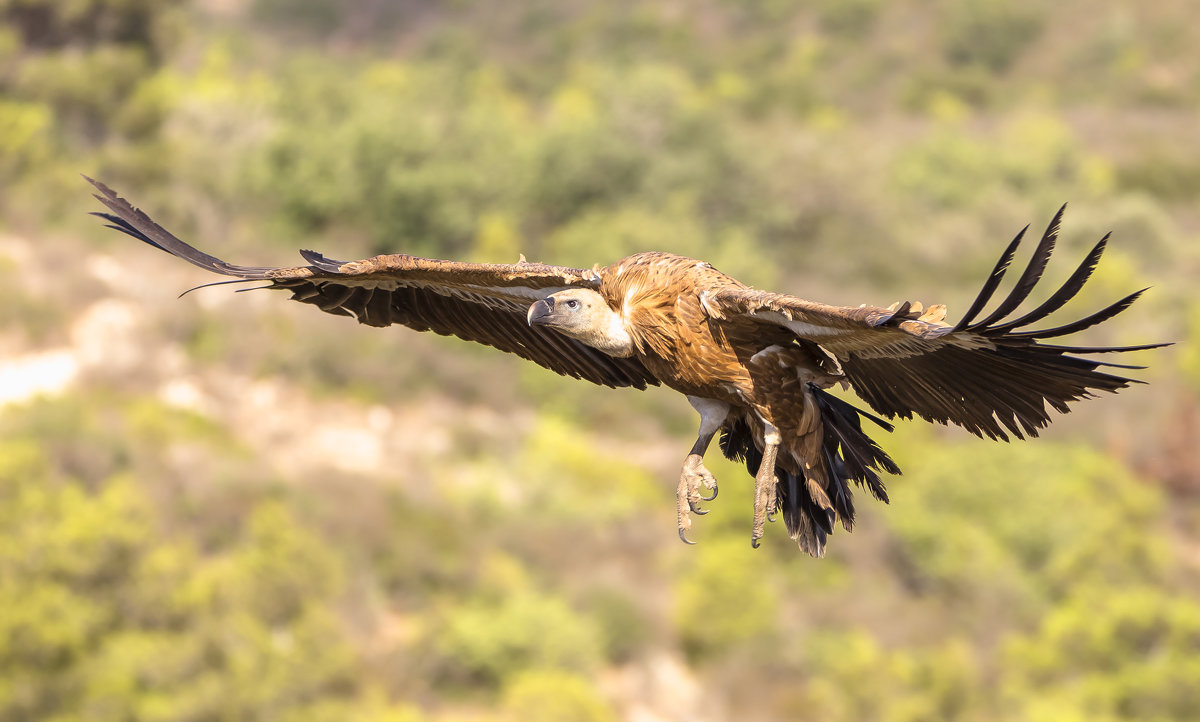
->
[1, 1, 1198, 720]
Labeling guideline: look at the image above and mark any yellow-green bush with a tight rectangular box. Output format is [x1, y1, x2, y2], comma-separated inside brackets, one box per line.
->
[427, 591, 605, 686]
[0, 401, 366, 721]
[883, 440, 1166, 611]
[792, 631, 983, 722]
[672, 537, 780, 658]
[1003, 587, 1200, 721]
[501, 669, 614, 722]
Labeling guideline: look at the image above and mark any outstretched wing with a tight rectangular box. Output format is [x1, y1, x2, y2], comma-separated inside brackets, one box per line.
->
[87, 177, 658, 390]
[707, 206, 1166, 440]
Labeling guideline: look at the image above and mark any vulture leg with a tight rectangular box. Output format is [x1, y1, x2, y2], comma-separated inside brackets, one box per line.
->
[751, 425, 782, 549]
[765, 474, 778, 524]
[677, 397, 730, 544]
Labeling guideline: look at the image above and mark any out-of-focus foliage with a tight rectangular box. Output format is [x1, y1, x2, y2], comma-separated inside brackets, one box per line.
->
[792, 632, 981, 722]
[1182, 303, 1200, 393]
[428, 589, 605, 686]
[501, 669, 615, 722]
[673, 538, 780, 659]
[2, 0, 1198, 720]
[1003, 585, 1200, 719]
[885, 442, 1167, 616]
[1003, 587, 1200, 721]
[0, 0, 186, 220]
[0, 403, 368, 721]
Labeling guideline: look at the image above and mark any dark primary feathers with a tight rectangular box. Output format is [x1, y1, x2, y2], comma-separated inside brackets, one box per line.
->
[88, 176, 657, 390]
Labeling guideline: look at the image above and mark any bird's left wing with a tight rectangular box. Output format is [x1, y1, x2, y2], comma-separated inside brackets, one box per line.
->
[705, 207, 1166, 440]
[88, 177, 658, 389]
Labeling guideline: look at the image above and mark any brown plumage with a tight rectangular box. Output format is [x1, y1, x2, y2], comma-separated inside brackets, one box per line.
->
[88, 178, 1166, 556]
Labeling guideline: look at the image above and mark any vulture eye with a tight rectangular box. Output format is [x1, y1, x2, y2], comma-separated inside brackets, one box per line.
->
[565, 299, 580, 309]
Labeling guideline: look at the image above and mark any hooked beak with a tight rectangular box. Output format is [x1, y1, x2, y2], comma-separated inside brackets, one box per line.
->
[527, 297, 554, 326]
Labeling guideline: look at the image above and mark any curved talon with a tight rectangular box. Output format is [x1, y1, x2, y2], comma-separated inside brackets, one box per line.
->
[679, 528, 697, 545]
[689, 501, 709, 515]
[751, 537, 761, 549]
[699, 484, 718, 502]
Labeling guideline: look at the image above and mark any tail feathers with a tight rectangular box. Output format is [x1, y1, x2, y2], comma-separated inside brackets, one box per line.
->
[811, 385, 897, 505]
[719, 415, 763, 477]
[718, 388, 901, 556]
[786, 474, 829, 557]
[756, 467, 846, 556]
[823, 445, 855, 532]
[805, 477, 836, 535]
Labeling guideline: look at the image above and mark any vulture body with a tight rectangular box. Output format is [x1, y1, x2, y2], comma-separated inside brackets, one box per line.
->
[88, 178, 1164, 556]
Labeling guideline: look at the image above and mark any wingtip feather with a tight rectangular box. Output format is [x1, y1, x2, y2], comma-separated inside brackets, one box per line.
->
[965, 207, 1065, 332]
[954, 223, 1028, 331]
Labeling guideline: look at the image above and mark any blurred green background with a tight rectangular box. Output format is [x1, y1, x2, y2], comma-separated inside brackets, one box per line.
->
[1, 1, 1198, 720]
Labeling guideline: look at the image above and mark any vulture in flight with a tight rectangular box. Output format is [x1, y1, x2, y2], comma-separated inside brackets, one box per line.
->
[87, 178, 1164, 557]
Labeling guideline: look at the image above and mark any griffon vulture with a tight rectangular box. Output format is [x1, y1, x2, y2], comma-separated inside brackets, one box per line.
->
[87, 178, 1164, 556]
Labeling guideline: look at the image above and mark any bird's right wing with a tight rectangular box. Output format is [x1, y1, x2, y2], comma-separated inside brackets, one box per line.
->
[88, 177, 658, 390]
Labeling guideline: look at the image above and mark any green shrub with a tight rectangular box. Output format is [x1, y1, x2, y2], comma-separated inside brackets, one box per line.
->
[579, 585, 653, 663]
[883, 439, 1166, 615]
[787, 628, 984, 719]
[816, 0, 883, 39]
[672, 537, 780, 658]
[517, 414, 662, 523]
[0, 401, 363, 721]
[1117, 152, 1200, 201]
[792, 631, 983, 722]
[940, 0, 1044, 72]
[1003, 587, 1200, 721]
[502, 669, 614, 722]
[428, 590, 605, 686]
[0, 99, 53, 176]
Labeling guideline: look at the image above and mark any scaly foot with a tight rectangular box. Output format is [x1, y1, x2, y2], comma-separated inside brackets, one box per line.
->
[750, 440, 780, 548]
[677, 453, 718, 544]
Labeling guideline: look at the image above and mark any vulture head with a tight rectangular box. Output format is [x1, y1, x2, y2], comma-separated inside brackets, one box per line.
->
[527, 289, 635, 357]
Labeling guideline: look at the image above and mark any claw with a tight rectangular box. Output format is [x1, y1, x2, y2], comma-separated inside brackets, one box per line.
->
[751, 536, 760, 549]
[689, 500, 709, 515]
[766, 509, 776, 523]
[679, 527, 697, 545]
[699, 484, 718, 502]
